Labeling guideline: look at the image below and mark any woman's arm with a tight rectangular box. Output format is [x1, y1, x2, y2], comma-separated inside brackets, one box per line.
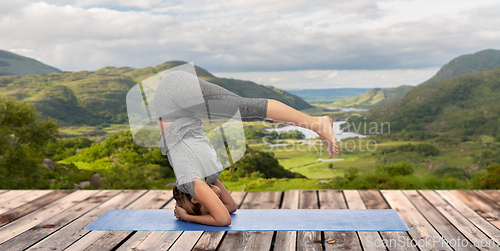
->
[175, 179, 231, 226]
[211, 179, 237, 213]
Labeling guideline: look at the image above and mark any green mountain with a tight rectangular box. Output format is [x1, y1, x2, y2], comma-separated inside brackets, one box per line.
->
[286, 88, 372, 101]
[331, 49, 500, 109]
[0, 49, 61, 77]
[330, 85, 414, 108]
[0, 60, 312, 127]
[420, 49, 500, 86]
[356, 67, 500, 137]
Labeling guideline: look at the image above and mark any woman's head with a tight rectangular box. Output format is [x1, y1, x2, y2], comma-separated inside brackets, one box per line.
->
[173, 186, 202, 215]
[173, 184, 223, 215]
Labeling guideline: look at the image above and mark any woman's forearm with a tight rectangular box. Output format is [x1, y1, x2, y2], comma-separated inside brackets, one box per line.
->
[183, 214, 231, 227]
[212, 180, 237, 213]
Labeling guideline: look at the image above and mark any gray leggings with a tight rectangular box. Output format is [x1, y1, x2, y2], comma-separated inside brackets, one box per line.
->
[154, 71, 272, 124]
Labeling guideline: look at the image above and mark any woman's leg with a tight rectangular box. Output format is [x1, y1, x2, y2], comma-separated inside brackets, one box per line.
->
[162, 73, 339, 158]
[265, 99, 339, 158]
[197, 78, 338, 158]
[198, 78, 271, 123]
[154, 71, 271, 128]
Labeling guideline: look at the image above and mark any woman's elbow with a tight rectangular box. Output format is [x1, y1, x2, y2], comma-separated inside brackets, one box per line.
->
[217, 216, 231, 226]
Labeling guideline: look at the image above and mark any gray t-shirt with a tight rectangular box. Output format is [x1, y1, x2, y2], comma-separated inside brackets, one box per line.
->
[153, 71, 225, 198]
[159, 116, 223, 199]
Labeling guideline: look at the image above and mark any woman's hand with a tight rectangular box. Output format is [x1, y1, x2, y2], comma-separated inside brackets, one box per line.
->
[172, 180, 232, 227]
[174, 203, 189, 222]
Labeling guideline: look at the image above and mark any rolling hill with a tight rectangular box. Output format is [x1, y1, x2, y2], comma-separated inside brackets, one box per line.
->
[420, 49, 500, 86]
[0, 60, 312, 127]
[329, 85, 414, 108]
[286, 88, 372, 101]
[331, 49, 500, 109]
[0, 49, 61, 77]
[354, 67, 500, 137]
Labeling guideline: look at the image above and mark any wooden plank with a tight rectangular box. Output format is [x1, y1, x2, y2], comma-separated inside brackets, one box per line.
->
[0, 190, 33, 207]
[479, 190, 500, 203]
[192, 231, 225, 251]
[453, 190, 500, 229]
[0, 190, 99, 245]
[0, 190, 73, 228]
[344, 190, 385, 251]
[0, 190, 120, 251]
[273, 190, 299, 251]
[0, 190, 53, 215]
[127, 230, 181, 251]
[319, 190, 361, 251]
[115, 230, 151, 251]
[115, 192, 182, 250]
[168, 231, 204, 251]
[437, 190, 500, 245]
[406, 191, 476, 250]
[218, 191, 282, 251]
[81, 190, 173, 251]
[191, 191, 247, 251]
[359, 190, 417, 251]
[64, 189, 155, 250]
[380, 190, 453, 251]
[26, 190, 145, 251]
[418, 190, 497, 251]
[296, 190, 321, 251]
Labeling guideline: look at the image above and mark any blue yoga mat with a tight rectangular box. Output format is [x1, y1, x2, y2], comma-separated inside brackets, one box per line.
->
[86, 209, 408, 231]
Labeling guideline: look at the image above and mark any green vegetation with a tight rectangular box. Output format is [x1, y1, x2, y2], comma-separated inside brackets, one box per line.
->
[433, 166, 471, 180]
[471, 163, 500, 189]
[43, 162, 98, 190]
[0, 49, 61, 77]
[45, 136, 94, 161]
[222, 149, 306, 180]
[380, 143, 440, 157]
[329, 85, 414, 108]
[350, 66, 500, 138]
[0, 97, 59, 189]
[376, 160, 414, 176]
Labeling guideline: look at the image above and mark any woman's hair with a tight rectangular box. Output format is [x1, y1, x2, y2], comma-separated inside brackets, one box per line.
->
[173, 186, 202, 215]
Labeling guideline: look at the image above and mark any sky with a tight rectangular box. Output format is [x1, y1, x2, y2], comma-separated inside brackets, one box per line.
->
[1, 0, 500, 89]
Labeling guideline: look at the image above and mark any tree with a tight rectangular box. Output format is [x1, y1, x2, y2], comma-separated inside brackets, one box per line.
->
[0, 97, 60, 188]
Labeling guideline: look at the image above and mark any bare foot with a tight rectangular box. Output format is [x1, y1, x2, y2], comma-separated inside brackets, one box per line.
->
[317, 116, 339, 159]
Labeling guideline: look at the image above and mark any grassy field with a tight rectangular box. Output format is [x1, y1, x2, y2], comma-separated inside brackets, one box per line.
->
[247, 136, 488, 182]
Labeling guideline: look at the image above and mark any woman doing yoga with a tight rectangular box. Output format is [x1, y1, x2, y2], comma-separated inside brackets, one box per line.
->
[154, 71, 338, 226]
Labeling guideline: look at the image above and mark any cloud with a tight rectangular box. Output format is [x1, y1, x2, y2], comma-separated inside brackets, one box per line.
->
[328, 72, 339, 78]
[0, 0, 499, 79]
[218, 0, 381, 17]
[0, 0, 29, 15]
[214, 67, 440, 89]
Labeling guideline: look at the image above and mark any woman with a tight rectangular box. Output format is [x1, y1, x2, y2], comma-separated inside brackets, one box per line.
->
[154, 71, 338, 226]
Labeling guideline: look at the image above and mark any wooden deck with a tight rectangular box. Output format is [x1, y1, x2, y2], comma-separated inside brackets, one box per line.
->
[0, 190, 499, 250]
